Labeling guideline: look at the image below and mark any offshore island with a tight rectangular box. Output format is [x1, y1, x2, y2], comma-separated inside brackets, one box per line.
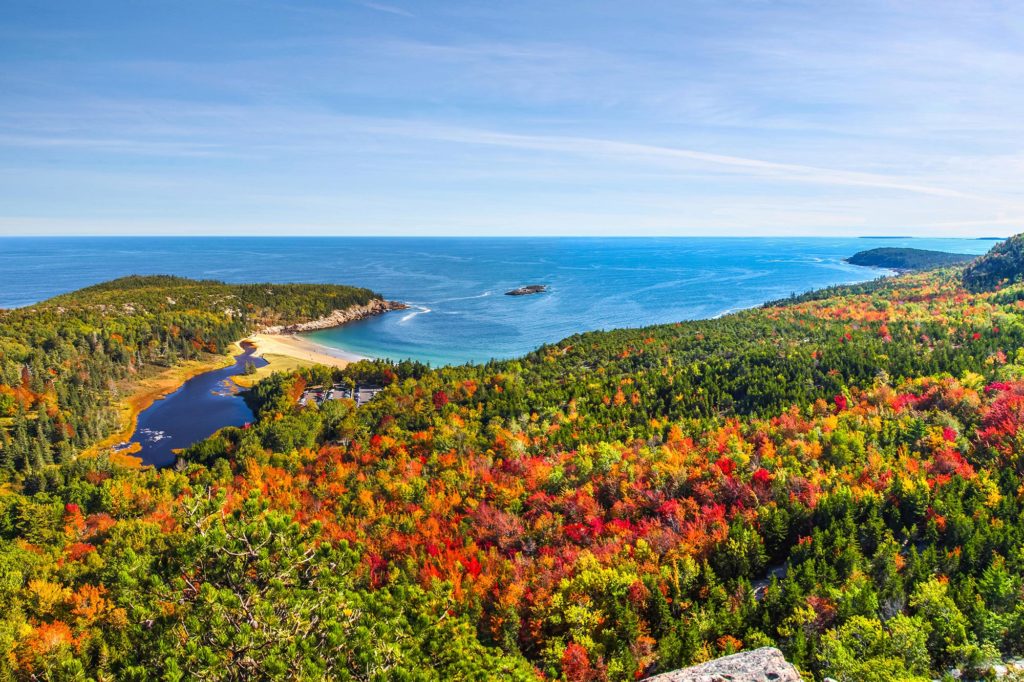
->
[505, 284, 548, 296]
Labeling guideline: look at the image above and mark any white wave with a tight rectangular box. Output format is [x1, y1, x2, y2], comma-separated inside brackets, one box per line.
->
[434, 290, 492, 303]
[712, 303, 759, 319]
[138, 428, 169, 442]
[400, 305, 431, 323]
[414, 252, 471, 262]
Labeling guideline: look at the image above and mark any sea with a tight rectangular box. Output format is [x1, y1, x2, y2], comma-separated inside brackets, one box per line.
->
[0, 236, 996, 366]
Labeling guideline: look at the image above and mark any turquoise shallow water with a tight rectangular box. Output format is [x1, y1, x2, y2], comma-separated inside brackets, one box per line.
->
[0, 236, 996, 366]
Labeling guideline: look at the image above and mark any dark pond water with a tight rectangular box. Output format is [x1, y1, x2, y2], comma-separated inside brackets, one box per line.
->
[127, 345, 267, 467]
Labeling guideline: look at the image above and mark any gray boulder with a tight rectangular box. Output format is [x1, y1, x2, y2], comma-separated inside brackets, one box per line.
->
[644, 647, 802, 682]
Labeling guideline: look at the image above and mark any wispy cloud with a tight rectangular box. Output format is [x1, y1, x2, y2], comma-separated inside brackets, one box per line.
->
[0, 101, 989, 200]
[2, 0, 1023, 235]
[0, 133, 238, 158]
[353, 1, 413, 18]
[349, 120, 991, 200]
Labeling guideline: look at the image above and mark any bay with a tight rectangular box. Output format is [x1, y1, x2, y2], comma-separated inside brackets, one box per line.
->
[0, 236, 994, 366]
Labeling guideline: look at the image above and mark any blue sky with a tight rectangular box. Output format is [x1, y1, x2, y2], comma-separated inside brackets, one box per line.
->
[2, 0, 1023, 236]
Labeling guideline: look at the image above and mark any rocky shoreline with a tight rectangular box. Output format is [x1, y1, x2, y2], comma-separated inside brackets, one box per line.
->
[258, 298, 407, 335]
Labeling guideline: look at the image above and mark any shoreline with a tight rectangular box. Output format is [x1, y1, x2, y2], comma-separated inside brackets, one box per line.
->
[258, 298, 406, 334]
[232, 334, 369, 387]
[82, 342, 245, 464]
[232, 300, 397, 385]
[232, 298, 399, 384]
[248, 332, 367, 365]
[88, 300, 399, 458]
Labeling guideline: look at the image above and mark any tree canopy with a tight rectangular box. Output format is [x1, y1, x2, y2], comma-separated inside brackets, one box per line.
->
[0, 276, 379, 480]
[5, 241, 1024, 680]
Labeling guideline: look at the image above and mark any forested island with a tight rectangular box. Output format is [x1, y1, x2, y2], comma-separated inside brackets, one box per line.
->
[4, 238, 1024, 679]
[844, 246, 976, 271]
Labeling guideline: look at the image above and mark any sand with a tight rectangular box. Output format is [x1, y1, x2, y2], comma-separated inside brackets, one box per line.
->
[233, 334, 367, 387]
[84, 334, 367, 459]
[245, 333, 366, 369]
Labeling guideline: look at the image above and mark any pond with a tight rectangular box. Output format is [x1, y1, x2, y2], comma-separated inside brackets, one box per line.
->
[127, 345, 267, 467]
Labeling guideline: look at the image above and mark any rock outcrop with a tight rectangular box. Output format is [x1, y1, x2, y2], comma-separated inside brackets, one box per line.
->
[505, 284, 547, 296]
[259, 298, 407, 334]
[643, 648, 802, 682]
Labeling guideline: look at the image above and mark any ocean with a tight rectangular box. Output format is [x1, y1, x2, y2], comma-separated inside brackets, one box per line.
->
[0, 236, 995, 366]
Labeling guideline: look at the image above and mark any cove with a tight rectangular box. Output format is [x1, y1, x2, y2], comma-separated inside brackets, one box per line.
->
[127, 345, 267, 467]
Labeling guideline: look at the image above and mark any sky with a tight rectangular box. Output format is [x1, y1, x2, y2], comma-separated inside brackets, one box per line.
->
[1, 0, 1023, 237]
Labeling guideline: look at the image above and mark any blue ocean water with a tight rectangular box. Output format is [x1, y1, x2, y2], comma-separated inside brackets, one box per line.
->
[0, 237, 996, 366]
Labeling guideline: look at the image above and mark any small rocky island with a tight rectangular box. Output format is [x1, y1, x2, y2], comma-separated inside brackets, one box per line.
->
[845, 247, 975, 272]
[505, 284, 547, 296]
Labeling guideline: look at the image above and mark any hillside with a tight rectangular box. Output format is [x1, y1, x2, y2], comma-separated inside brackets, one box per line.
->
[963, 233, 1024, 291]
[4, 238, 1024, 680]
[844, 246, 976, 271]
[0, 276, 380, 478]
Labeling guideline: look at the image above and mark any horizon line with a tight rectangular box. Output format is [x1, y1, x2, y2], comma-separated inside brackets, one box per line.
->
[0, 233, 1011, 240]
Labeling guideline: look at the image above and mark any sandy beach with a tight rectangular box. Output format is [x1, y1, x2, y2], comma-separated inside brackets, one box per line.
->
[232, 333, 368, 387]
[245, 333, 366, 369]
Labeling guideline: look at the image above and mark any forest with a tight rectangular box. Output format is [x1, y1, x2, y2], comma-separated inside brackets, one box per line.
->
[4, 236, 1024, 680]
[0, 276, 379, 481]
[844, 247, 975, 271]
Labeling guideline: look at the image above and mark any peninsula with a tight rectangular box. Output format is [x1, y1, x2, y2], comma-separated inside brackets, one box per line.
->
[0, 275, 398, 464]
[845, 246, 976, 271]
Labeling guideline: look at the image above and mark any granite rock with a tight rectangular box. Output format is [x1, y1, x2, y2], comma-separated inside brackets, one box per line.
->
[643, 648, 802, 682]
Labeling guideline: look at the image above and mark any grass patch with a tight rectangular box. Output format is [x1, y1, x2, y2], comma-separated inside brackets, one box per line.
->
[232, 353, 320, 389]
[81, 343, 244, 460]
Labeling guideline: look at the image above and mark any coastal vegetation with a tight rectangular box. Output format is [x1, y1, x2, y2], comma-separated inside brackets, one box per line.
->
[963, 233, 1024, 292]
[5, 240, 1024, 679]
[231, 351, 319, 389]
[844, 247, 975, 271]
[0, 276, 379, 481]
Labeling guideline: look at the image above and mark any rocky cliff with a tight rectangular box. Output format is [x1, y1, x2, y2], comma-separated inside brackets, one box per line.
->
[258, 298, 407, 334]
[643, 648, 802, 682]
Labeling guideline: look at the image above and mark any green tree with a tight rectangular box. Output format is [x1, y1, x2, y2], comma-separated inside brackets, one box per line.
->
[818, 615, 931, 682]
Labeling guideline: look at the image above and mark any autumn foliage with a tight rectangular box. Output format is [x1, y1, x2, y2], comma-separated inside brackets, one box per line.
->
[6, 257, 1024, 679]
